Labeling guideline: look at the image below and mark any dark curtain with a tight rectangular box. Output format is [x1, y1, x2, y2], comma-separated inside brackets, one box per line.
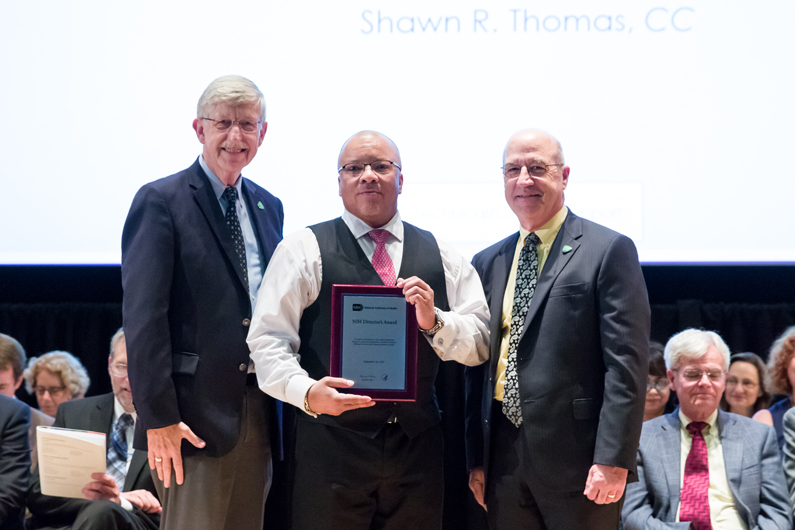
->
[2, 301, 794, 530]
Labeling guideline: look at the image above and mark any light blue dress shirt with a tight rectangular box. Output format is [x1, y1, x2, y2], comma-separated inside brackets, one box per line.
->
[199, 156, 264, 309]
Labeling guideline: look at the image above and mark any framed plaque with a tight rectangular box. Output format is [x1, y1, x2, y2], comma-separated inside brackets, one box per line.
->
[330, 284, 418, 401]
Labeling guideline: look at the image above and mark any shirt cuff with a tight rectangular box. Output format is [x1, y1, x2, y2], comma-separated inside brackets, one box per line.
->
[285, 374, 318, 414]
[120, 496, 134, 512]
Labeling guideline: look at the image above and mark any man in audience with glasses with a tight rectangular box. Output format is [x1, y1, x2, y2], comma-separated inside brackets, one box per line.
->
[623, 328, 792, 529]
[122, 75, 283, 530]
[247, 130, 489, 530]
[27, 329, 161, 530]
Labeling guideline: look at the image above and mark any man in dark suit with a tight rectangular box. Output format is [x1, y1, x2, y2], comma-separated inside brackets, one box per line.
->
[0, 393, 29, 530]
[465, 129, 650, 529]
[27, 329, 161, 530]
[122, 75, 283, 530]
[623, 329, 791, 529]
[247, 130, 489, 530]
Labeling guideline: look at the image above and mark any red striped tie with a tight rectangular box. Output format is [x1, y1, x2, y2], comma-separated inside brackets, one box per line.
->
[680, 421, 712, 530]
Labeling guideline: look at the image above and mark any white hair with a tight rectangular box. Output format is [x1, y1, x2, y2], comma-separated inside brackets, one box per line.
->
[109, 328, 125, 360]
[197, 75, 266, 121]
[664, 329, 731, 371]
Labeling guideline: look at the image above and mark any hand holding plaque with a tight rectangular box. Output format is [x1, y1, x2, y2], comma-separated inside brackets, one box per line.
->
[396, 276, 436, 330]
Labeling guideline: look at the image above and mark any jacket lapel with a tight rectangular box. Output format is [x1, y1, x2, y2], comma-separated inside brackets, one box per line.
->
[659, 411, 682, 501]
[489, 234, 517, 369]
[124, 449, 148, 492]
[92, 394, 115, 447]
[189, 160, 249, 290]
[241, 180, 274, 267]
[718, 410, 747, 517]
[520, 211, 583, 342]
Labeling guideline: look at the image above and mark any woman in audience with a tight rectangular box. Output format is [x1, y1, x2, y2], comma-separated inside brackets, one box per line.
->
[644, 341, 674, 422]
[754, 326, 795, 451]
[721, 352, 770, 417]
[23, 351, 89, 418]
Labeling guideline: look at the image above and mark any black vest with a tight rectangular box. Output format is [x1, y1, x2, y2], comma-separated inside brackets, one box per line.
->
[298, 217, 449, 438]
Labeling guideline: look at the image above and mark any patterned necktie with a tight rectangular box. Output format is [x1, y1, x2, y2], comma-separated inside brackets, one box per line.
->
[369, 229, 396, 286]
[223, 186, 249, 290]
[502, 232, 540, 427]
[107, 413, 133, 491]
[680, 421, 712, 530]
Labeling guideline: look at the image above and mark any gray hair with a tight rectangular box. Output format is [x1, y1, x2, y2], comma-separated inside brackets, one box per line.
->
[109, 328, 125, 360]
[197, 75, 266, 121]
[664, 329, 731, 371]
[23, 351, 90, 399]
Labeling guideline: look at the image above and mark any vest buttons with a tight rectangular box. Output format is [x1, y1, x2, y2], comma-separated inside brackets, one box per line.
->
[238, 363, 247, 372]
[242, 318, 251, 327]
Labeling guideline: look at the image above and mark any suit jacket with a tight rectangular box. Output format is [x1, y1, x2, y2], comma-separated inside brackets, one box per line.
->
[122, 158, 283, 457]
[0, 394, 29, 530]
[464, 210, 650, 491]
[623, 409, 792, 530]
[26, 394, 159, 530]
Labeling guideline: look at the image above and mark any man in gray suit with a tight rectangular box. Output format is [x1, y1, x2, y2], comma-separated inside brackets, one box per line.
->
[623, 329, 792, 529]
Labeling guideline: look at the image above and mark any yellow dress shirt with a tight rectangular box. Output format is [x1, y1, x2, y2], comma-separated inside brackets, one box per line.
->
[676, 409, 746, 529]
[494, 206, 568, 401]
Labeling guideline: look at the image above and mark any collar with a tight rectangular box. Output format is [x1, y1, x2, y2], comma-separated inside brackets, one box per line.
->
[113, 396, 137, 424]
[199, 155, 242, 200]
[678, 408, 718, 434]
[341, 208, 404, 243]
[519, 206, 568, 245]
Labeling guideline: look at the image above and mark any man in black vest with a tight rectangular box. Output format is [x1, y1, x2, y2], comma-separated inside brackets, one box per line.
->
[247, 130, 490, 530]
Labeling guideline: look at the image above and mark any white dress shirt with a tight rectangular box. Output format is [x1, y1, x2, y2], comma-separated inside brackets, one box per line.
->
[247, 209, 490, 412]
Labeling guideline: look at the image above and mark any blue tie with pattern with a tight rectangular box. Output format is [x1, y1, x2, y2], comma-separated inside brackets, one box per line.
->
[107, 413, 133, 491]
[503, 232, 540, 427]
[224, 186, 249, 290]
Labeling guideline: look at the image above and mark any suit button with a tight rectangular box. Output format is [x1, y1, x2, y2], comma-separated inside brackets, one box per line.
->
[242, 318, 251, 327]
[238, 363, 247, 372]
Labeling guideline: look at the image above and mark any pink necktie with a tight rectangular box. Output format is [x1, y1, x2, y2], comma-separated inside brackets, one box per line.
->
[369, 229, 396, 286]
[680, 421, 712, 530]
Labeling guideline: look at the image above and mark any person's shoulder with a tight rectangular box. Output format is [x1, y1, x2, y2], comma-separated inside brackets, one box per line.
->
[639, 412, 678, 439]
[0, 393, 29, 420]
[58, 393, 113, 415]
[242, 177, 281, 206]
[722, 410, 775, 440]
[566, 210, 626, 242]
[473, 233, 519, 263]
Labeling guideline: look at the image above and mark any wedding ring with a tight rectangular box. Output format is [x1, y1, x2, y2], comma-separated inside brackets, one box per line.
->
[607, 493, 616, 498]
[155, 457, 163, 463]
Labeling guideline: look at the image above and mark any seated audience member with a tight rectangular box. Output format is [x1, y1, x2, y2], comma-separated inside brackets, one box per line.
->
[623, 329, 792, 530]
[0, 333, 54, 470]
[0, 393, 30, 530]
[754, 326, 795, 451]
[644, 341, 674, 422]
[23, 351, 90, 418]
[721, 352, 770, 418]
[27, 329, 160, 530]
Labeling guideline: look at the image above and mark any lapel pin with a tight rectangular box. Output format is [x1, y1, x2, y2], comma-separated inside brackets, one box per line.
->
[562, 245, 572, 254]
[257, 201, 265, 210]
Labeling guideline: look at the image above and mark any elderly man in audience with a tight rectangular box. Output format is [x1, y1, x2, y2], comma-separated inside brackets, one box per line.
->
[623, 328, 792, 530]
[23, 351, 90, 418]
[27, 329, 160, 530]
[0, 333, 54, 470]
[0, 393, 30, 530]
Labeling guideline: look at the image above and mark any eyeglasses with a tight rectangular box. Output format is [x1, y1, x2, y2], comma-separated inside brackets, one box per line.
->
[726, 377, 758, 389]
[673, 369, 726, 382]
[338, 160, 401, 178]
[200, 117, 261, 133]
[34, 385, 67, 397]
[646, 380, 669, 392]
[502, 163, 564, 179]
[110, 363, 128, 378]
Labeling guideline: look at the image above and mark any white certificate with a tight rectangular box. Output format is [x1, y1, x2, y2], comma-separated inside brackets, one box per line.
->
[37, 426, 106, 498]
[340, 294, 407, 390]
